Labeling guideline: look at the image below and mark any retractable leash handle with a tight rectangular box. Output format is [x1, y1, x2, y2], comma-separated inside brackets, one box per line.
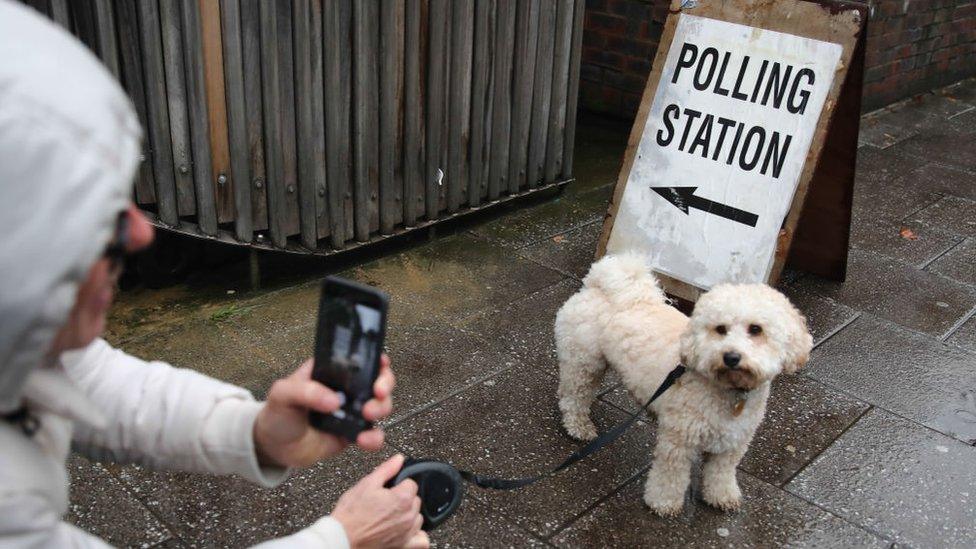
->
[388, 365, 686, 530]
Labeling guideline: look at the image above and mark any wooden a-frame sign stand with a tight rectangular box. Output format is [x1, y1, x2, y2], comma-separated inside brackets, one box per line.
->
[596, 0, 868, 302]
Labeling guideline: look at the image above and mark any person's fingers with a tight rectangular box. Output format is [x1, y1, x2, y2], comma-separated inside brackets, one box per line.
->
[355, 427, 385, 451]
[373, 358, 395, 399]
[390, 477, 418, 499]
[293, 358, 314, 379]
[410, 494, 421, 515]
[268, 376, 341, 414]
[361, 395, 393, 422]
[405, 530, 430, 549]
[410, 513, 423, 535]
[362, 454, 405, 486]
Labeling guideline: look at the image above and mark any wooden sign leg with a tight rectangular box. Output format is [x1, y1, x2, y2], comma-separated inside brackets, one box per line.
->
[785, 28, 866, 282]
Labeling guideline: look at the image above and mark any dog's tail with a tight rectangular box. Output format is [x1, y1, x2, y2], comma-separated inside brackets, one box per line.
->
[582, 253, 666, 306]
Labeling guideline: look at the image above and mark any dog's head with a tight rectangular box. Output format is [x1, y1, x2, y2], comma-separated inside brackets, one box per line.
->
[679, 284, 812, 391]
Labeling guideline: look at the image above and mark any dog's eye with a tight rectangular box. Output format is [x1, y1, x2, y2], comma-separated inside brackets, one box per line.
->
[715, 325, 727, 335]
[748, 324, 763, 336]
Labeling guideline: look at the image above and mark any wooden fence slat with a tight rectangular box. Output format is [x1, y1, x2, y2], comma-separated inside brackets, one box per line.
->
[240, 0, 268, 231]
[278, 0, 301, 238]
[353, 0, 380, 240]
[159, 0, 197, 216]
[562, 0, 584, 179]
[487, 0, 515, 200]
[259, 0, 286, 245]
[198, 0, 234, 224]
[379, 1, 405, 234]
[425, 0, 449, 219]
[220, 0, 252, 241]
[70, 1, 99, 56]
[545, 0, 573, 182]
[447, 0, 473, 213]
[402, 0, 424, 225]
[468, 0, 493, 207]
[93, 0, 120, 78]
[528, 0, 555, 188]
[115, 0, 156, 205]
[49, 0, 70, 28]
[294, 0, 322, 248]
[136, 0, 178, 226]
[309, 0, 329, 242]
[323, 0, 352, 247]
[507, 0, 539, 194]
[180, 0, 218, 235]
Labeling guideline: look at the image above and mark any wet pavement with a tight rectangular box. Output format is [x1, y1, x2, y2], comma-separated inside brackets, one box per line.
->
[76, 78, 976, 548]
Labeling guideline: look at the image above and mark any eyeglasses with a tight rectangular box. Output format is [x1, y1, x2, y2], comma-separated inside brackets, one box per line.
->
[103, 211, 129, 275]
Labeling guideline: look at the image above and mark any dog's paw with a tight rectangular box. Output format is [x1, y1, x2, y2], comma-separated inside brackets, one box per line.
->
[702, 481, 742, 512]
[562, 416, 598, 441]
[644, 491, 684, 517]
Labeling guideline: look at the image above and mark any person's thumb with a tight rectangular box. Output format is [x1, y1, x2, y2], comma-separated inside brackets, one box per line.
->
[364, 454, 405, 486]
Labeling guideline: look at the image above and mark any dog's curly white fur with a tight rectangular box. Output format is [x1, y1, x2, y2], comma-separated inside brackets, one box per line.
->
[555, 254, 812, 516]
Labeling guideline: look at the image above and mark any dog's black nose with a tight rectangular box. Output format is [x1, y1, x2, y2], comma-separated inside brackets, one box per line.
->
[723, 352, 741, 368]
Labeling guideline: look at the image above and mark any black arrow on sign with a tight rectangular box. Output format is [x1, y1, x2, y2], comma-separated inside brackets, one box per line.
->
[651, 186, 759, 227]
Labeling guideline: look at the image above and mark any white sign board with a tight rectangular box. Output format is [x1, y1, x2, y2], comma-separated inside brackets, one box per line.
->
[605, 14, 842, 289]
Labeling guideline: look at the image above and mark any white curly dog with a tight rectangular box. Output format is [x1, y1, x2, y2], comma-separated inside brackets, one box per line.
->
[555, 254, 812, 516]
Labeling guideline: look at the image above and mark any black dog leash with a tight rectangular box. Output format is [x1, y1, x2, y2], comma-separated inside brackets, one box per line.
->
[392, 365, 686, 530]
[459, 364, 686, 490]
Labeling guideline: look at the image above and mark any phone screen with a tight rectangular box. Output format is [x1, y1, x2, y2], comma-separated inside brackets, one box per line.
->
[320, 297, 383, 407]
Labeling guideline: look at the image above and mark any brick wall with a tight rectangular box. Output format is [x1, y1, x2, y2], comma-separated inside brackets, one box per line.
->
[580, 0, 976, 119]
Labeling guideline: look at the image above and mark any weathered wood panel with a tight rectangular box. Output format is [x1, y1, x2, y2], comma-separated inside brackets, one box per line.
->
[487, 0, 515, 200]
[240, 0, 268, 232]
[402, 0, 425, 225]
[220, 0, 253, 241]
[180, 0, 218, 235]
[49, 0, 70, 28]
[468, 0, 494, 207]
[447, 0, 473, 212]
[294, 0, 326, 248]
[562, 0, 584, 179]
[379, 1, 405, 233]
[527, 0, 555, 189]
[507, 0, 539, 194]
[159, 0, 197, 216]
[323, 0, 353, 247]
[545, 0, 573, 182]
[352, 0, 380, 240]
[115, 0, 156, 205]
[308, 0, 330, 242]
[424, 0, 449, 219]
[199, 0, 234, 224]
[92, 0, 120, 78]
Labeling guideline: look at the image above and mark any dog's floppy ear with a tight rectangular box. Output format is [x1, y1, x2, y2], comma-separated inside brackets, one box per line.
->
[780, 298, 813, 374]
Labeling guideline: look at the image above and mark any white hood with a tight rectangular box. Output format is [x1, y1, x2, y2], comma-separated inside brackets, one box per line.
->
[0, 0, 142, 413]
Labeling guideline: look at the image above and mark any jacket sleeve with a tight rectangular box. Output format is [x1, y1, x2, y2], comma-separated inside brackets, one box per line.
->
[62, 338, 288, 488]
[0, 494, 114, 548]
[252, 516, 350, 549]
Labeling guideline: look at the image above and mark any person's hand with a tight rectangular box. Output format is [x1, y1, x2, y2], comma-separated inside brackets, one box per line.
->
[253, 355, 395, 468]
[332, 455, 430, 549]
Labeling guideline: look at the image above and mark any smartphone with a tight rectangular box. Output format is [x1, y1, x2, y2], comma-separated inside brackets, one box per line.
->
[309, 276, 389, 441]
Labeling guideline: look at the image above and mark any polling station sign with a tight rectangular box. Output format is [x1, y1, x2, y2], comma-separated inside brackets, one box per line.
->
[602, 10, 846, 291]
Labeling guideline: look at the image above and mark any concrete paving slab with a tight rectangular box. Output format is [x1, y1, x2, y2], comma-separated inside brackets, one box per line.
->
[456, 279, 581, 373]
[852, 146, 941, 221]
[518, 221, 602, 280]
[891, 122, 976, 172]
[66, 455, 173, 548]
[786, 408, 976, 548]
[927, 238, 976, 286]
[600, 373, 869, 488]
[345, 233, 566, 324]
[471, 185, 613, 249]
[851, 216, 963, 268]
[899, 162, 976, 202]
[807, 314, 976, 445]
[913, 195, 976, 239]
[429, 496, 551, 548]
[778, 285, 860, 346]
[941, 78, 976, 104]
[382, 322, 518, 424]
[803, 248, 976, 338]
[551, 471, 885, 548]
[111, 448, 393, 547]
[946, 314, 976, 354]
[566, 114, 630, 197]
[387, 366, 656, 538]
[219, 282, 320, 341]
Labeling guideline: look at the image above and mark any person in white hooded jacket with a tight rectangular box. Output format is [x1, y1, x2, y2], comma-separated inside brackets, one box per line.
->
[0, 1, 429, 547]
